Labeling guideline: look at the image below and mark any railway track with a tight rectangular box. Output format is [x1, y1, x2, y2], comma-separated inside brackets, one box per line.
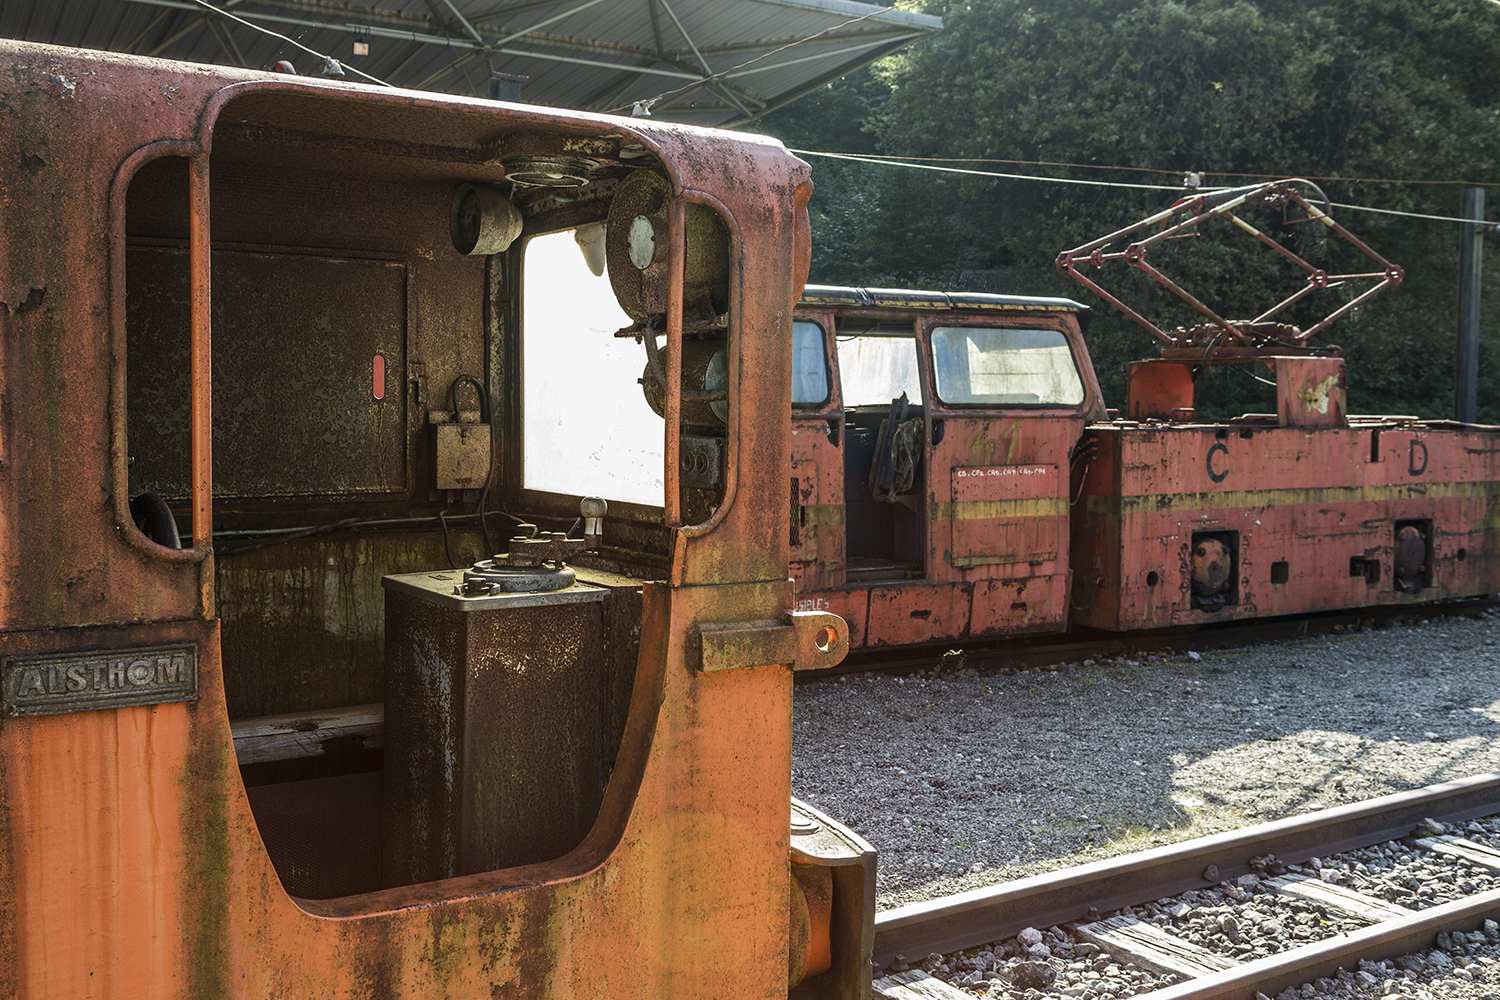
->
[811, 598, 1500, 683]
[871, 772, 1500, 1000]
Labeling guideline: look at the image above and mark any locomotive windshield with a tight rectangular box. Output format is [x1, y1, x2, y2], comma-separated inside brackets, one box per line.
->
[836, 333, 923, 406]
[930, 326, 1084, 406]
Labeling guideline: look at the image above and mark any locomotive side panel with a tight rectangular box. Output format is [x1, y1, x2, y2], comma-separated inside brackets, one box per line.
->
[0, 47, 221, 633]
[930, 416, 1076, 638]
[1073, 421, 1500, 631]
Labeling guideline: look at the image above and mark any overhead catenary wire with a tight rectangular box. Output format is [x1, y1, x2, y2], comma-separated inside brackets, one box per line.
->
[789, 148, 1498, 228]
[1326, 202, 1500, 227]
[791, 148, 1183, 193]
[181, 0, 393, 86]
[817, 151, 1500, 188]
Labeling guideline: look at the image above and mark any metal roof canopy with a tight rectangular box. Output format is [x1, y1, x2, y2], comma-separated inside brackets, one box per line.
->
[3, 0, 941, 127]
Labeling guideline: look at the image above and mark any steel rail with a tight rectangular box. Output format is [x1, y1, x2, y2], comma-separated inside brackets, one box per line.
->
[1139, 886, 1500, 999]
[874, 772, 1500, 967]
[1134, 887, 1500, 995]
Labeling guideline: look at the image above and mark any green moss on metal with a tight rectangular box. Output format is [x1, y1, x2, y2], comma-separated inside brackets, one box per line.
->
[181, 714, 234, 999]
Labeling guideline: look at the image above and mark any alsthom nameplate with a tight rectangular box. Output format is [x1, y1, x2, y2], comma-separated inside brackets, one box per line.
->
[2, 645, 198, 717]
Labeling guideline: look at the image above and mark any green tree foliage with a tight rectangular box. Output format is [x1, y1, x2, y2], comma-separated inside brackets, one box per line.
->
[755, 0, 1500, 419]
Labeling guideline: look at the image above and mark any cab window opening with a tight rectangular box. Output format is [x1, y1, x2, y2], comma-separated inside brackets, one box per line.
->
[521, 229, 661, 508]
[931, 326, 1084, 406]
[123, 154, 194, 548]
[835, 333, 923, 407]
[118, 103, 680, 905]
[833, 328, 926, 579]
[791, 320, 830, 407]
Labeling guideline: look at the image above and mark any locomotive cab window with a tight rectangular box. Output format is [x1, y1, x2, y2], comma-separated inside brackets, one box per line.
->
[836, 330, 923, 407]
[522, 230, 661, 507]
[792, 320, 830, 407]
[931, 326, 1084, 406]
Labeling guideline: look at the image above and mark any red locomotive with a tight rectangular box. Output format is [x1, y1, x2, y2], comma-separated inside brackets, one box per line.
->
[789, 180, 1500, 649]
[789, 286, 1100, 645]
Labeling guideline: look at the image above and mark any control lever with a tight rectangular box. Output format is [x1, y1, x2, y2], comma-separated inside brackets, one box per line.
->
[493, 497, 607, 567]
[456, 498, 607, 595]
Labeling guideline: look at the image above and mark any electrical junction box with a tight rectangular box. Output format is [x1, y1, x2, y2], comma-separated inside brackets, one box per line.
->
[431, 409, 491, 490]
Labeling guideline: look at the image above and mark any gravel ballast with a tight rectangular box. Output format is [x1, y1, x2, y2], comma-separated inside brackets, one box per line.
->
[789, 609, 1500, 912]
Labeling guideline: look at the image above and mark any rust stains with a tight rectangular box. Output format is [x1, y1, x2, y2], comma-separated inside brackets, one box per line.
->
[0, 285, 44, 315]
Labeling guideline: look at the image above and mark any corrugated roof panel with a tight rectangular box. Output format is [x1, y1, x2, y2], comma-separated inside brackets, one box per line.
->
[0, 0, 940, 127]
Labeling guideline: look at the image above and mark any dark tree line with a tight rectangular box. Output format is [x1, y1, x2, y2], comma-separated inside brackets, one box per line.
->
[754, 0, 1500, 420]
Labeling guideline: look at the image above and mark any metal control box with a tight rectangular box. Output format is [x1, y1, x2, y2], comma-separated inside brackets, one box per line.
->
[381, 570, 606, 886]
[432, 417, 492, 491]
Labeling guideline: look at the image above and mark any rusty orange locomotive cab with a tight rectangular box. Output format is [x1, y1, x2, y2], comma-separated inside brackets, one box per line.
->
[0, 40, 870, 999]
[788, 286, 1105, 649]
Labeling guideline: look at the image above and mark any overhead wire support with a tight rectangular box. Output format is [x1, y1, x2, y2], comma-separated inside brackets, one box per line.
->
[609, 0, 931, 116]
[433, 0, 493, 72]
[126, 0, 622, 91]
[648, 0, 763, 120]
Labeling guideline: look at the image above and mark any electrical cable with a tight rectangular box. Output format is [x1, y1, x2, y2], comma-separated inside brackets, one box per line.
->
[831, 152, 1499, 188]
[1237, 366, 1277, 387]
[791, 148, 1183, 192]
[446, 372, 500, 551]
[181, 0, 393, 86]
[1191, 330, 1223, 413]
[438, 508, 457, 569]
[212, 509, 526, 556]
[447, 373, 490, 424]
[790, 149, 1498, 227]
[1327, 201, 1498, 226]
[831, 152, 1196, 177]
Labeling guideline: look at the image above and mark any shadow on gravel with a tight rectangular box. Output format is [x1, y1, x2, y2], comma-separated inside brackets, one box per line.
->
[790, 613, 1500, 909]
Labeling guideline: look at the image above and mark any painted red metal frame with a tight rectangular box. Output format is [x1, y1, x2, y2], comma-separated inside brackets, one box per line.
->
[1070, 419, 1500, 631]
